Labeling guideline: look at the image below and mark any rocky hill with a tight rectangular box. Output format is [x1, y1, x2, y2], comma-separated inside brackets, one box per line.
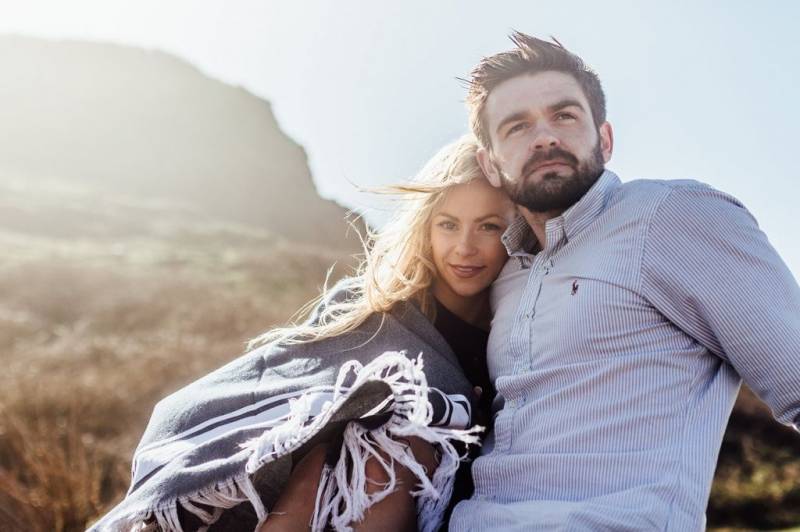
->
[0, 35, 361, 250]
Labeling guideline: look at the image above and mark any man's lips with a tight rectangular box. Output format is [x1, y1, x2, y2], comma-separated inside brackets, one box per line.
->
[449, 264, 486, 278]
[527, 159, 571, 176]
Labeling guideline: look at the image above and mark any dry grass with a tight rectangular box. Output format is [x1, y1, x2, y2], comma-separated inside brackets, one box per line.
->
[0, 223, 798, 531]
[0, 224, 353, 531]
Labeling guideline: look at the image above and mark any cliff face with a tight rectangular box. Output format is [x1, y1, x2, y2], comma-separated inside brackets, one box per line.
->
[0, 35, 360, 250]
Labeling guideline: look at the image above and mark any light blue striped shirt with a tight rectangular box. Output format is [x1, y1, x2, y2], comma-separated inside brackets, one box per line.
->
[450, 171, 800, 531]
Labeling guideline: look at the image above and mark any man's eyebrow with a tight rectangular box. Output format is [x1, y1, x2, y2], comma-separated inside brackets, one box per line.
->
[495, 111, 529, 136]
[495, 99, 587, 135]
[549, 98, 586, 113]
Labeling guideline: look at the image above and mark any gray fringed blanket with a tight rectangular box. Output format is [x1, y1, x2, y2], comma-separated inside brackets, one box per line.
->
[89, 284, 482, 532]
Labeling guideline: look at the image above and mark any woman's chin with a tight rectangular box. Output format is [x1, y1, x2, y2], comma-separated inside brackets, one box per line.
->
[450, 282, 490, 300]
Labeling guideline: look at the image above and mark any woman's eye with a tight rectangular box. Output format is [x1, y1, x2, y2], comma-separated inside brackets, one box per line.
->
[481, 223, 503, 232]
[438, 221, 457, 230]
[507, 122, 528, 135]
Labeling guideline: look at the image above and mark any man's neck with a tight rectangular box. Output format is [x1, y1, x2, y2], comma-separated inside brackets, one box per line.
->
[519, 206, 564, 250]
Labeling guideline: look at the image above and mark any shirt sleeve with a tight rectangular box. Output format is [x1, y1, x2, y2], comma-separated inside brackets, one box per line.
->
[640, 183, 800, 430]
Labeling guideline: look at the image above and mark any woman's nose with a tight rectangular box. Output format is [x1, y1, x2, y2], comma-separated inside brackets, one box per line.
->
[454, 233, 478, 256]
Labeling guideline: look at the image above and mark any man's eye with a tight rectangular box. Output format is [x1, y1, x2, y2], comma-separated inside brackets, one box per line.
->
[555, 112, 576, 121]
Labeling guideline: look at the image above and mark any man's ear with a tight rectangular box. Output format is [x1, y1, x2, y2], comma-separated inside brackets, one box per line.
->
[599, 121, 614, 163]
[477, 147, 502, 188]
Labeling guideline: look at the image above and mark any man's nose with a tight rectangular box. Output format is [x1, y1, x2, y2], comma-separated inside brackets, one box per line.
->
[530, 124, 559, 151]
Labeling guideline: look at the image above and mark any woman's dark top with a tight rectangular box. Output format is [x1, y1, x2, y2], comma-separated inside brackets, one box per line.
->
[433, 299, 494, 422]
[433, 299, 495, 528]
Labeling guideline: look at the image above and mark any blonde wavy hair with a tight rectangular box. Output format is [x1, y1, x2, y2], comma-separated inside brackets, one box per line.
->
[249, 134, 487, 348]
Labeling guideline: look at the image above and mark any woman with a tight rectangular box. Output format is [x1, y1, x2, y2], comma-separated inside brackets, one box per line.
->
[90, 135, 515, 532]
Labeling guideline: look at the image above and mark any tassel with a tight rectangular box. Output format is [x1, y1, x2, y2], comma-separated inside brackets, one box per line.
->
[303, 352, 483, 532]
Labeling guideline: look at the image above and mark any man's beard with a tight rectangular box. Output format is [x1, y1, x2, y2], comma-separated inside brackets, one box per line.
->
[496, 141, 605, 213]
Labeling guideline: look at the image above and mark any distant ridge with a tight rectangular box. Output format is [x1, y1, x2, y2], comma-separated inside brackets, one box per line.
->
[0, 35, 362, 251]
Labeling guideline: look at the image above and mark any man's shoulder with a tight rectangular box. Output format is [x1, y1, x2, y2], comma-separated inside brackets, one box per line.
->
[612, 177, 742, 211]
[613, 177, 756, 255]
[617, 177, 715, 196]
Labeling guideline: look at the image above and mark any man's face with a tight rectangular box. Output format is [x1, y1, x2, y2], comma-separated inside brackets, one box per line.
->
[477, 71, 613, 213]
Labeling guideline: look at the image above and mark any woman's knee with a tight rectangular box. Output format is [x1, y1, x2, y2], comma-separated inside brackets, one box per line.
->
[405, 436, 438, 478]
[285, 443, 328, 498]
[362, 437, 439, 493]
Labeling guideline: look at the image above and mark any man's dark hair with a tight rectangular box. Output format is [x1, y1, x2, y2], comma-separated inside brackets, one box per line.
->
[466, 31, 607, 149]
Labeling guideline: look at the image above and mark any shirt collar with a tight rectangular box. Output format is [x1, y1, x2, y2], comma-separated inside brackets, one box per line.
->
[501, 213, 539, 257]
[501, 170, 621, 255]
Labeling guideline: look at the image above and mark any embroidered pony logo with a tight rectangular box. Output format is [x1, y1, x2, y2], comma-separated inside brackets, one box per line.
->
[571, 280, 579, 296]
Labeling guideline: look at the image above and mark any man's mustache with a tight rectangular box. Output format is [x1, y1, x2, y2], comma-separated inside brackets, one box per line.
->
[521, 147, 579, 178]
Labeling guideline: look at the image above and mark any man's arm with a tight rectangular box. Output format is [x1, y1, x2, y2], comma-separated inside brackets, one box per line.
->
[640, 183, 800, 430]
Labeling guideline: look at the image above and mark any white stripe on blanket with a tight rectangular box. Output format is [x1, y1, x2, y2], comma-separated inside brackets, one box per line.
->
[132, 385, 471, 496]
[132, 385, 337, 491]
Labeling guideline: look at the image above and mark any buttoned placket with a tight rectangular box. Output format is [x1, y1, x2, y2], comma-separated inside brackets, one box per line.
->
[491, 217, 568, 457]
[518, 218, 567, 366]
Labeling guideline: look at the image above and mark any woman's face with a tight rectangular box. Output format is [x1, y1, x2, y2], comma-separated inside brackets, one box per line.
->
[430, 179, 515, 311]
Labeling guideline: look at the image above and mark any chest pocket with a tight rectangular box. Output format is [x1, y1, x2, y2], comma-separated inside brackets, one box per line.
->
[529, 262, 663, 368]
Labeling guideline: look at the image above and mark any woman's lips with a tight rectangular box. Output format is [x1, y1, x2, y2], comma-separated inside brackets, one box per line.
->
[449, 264, 486, 278]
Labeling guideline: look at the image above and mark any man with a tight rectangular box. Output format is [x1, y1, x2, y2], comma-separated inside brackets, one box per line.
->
[449, 32, 800, 531]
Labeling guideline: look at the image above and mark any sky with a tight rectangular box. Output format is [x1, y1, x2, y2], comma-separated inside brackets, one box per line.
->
[0, 0, 798, 277]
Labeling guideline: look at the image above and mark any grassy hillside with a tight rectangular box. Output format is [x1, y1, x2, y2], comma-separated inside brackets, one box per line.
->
[0, 185, 359, 529]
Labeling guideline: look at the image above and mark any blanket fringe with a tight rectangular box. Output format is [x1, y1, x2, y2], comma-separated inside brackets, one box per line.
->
[117, 472, 267, 532]
[301, 351, 483, 532]
[110, 351, 481, 532]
